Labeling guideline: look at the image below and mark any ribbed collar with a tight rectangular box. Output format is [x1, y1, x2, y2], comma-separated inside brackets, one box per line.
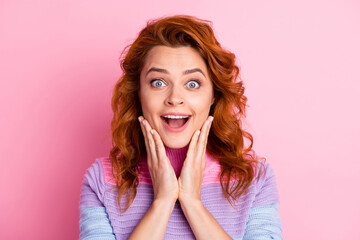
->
[164, 144, 189, 178]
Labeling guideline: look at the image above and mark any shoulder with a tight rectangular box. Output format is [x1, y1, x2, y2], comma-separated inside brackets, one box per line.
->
[81, 157, 116, 191]
[97, 157, 117, 185]
[85, 158, 103, 174]
[86, 157, 117, 185]
[251, 157, 280, 207]
[79, 158, 108, 207]
[254, 157, 277, 184]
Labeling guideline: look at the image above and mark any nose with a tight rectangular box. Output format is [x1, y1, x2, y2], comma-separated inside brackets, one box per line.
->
[165, 87, 184, 106]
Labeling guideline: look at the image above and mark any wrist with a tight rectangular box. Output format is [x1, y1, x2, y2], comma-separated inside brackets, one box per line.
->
[153, 198, 177, 209]
[179, 197, 203, 210]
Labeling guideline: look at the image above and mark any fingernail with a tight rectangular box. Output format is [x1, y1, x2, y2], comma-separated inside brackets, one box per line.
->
[150, 129, 153, 135]
[196, 130, 200, 135]
[142, 120, 146, 126]
[206, 120, 210, 126]
[138, 117, 141, 122]
[210, 116, 214, 122]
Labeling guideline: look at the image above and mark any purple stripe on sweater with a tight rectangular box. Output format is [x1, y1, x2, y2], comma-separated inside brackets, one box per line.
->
[79, 159, 105, 207]
[252, 160, 280, 208]
[79, 156, 280, 239]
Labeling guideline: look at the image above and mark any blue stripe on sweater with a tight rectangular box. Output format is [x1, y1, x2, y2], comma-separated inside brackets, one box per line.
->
[79, 206, 116, 240]
[234, 202, 283, 240]
[79, 203, 282, 240]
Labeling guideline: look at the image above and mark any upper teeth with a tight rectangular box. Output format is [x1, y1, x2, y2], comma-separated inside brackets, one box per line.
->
[163, 115, 189, 119]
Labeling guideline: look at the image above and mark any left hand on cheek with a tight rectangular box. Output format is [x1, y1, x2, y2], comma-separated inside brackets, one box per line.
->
[178, 116, 213, 203]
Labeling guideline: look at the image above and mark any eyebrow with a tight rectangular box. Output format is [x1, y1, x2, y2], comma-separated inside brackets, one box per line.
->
[145, 67, 206, 77]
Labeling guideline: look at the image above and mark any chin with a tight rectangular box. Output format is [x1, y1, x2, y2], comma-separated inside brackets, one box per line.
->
[163, 138, 190, 149]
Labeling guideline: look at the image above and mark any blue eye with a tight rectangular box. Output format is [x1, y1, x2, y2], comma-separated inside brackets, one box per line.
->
[186, 80, 200, 89]
[151, 79, 166, 88]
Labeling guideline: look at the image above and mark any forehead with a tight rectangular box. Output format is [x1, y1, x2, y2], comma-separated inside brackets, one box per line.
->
[141, 45, 208, 75]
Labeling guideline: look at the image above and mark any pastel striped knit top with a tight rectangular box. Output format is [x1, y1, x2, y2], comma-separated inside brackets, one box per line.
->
[79, 145, 282, 239]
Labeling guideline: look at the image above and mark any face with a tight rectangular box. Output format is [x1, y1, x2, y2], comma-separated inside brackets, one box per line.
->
[139, 45, 215, 148]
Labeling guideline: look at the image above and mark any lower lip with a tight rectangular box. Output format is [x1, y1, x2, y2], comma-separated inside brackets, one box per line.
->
[161, 117, 191, 133]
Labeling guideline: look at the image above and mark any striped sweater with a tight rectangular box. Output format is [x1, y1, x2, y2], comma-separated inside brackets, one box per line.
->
[79, 145, 282, 239]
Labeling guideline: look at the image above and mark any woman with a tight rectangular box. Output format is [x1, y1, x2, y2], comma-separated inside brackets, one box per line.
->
[79, 15, 282, 239]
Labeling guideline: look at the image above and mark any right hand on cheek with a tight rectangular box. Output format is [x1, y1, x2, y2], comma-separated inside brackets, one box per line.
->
[138, 116, 179, 203]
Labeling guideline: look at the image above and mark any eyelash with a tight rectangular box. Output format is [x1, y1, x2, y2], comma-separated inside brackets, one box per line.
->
[150, 79, 166, 88]
[150, 79, 201, 89]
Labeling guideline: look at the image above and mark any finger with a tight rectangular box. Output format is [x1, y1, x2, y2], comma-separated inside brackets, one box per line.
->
[151, 129, 167, 160]
[187, 129, 201, 161]
[203, 116, 213, 154]
[151, 129, 172, 170]
[142, 119, 159, 166]
[197, 116, 213, 159]
[139, 117, 155, 169]
[140, 117, 154, 169]
[191, 118, 208, 161]
[198, 116, 213, 169]
[138, 116, 150, 157]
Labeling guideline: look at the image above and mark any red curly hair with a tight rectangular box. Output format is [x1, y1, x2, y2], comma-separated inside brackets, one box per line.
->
[110, 15, 265, 213]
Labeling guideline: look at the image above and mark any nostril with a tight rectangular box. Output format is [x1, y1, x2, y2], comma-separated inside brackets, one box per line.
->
[166, 96, 184, 105]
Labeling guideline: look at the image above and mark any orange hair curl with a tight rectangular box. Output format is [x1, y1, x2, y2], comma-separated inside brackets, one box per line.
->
[110, 15, 265, 213]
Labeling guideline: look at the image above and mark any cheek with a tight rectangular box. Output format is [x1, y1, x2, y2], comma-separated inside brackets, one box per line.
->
[189, 94, 213, 112]
[140, 94, 161, 118]
[189, 96, 213, 125]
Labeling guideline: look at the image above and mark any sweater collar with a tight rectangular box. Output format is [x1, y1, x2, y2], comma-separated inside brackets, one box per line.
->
[164, 144, 189, 178]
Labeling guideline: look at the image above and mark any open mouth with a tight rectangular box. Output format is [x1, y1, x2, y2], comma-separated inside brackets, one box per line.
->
[161, 115, 191, 129]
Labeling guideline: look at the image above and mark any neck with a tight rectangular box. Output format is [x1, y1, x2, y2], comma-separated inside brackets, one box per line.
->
[164, 144, 189, 178]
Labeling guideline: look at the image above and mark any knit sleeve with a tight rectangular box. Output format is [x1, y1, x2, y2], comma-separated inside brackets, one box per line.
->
[79, 159, 116, 239]
[241, 161, 283, 239]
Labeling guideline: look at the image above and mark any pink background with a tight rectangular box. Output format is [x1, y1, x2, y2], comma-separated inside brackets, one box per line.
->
[1, 0, 359, 239]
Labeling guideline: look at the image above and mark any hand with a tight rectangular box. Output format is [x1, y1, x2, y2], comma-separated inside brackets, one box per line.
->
[178, 116, 213, 204]
[138, 116, 179, 203]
